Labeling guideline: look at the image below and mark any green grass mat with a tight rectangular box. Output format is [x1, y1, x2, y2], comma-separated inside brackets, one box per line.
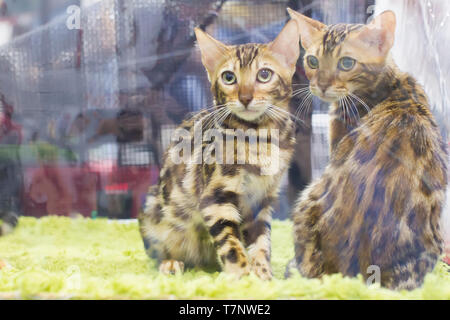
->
[0, 217, 449, 299]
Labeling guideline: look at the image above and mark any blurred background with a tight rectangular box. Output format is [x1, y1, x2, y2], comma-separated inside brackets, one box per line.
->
[0, 0, 448, 250]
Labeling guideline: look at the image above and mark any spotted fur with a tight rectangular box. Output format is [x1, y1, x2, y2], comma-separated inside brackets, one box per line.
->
[288, 10, 448, 290]
[139, 21, 300, 279]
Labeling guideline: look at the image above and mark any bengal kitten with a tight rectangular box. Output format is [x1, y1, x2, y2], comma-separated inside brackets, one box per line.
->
[286, 9, 448, 290]
[139, 20, 300, 279]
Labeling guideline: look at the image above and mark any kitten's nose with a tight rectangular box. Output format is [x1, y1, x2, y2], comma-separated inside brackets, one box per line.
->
[317, 72, 332, 94]
[239, 94, 253, 107]
[318, 82, 330, 94]
[239, 86, 254, 108]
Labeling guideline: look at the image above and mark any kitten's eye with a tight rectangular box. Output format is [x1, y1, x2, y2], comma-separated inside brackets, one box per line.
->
[222, 71, 237, 85]
[306, 55, 319, 69]
[257, 69, 273, 83]
[338, 57, 356, 71]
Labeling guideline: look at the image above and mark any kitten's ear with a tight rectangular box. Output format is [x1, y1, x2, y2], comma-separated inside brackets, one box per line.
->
[354, 10, 396, 57]
[268, 19, 300, 70]
[195, 28, 228, 75]
[287, 8, 325, 49]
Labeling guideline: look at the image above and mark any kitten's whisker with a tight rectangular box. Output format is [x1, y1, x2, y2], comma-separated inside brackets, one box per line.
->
[201, 107, 227, 130]
[348, 99, 356, 123]
[266, 109, 284, 125]
[339, 97, 348, 124]
[207, 107, 228, 130]
[191, 105, 228, 130]
[348, 93, 371, 114]
[307, 96, 314, 116]
[195, 109, 218, 125]
[345, 98, 351, 124]
[304, 95, 313, 119]
[202, 107, 224, 122]
[292, 87, 311, 93]
[203, 111, 220, 130]
[267, 106, 287, 122]
[269, 104, 304, 125]
[346, 95, 360, 121]
[291, 91, 311, 99]
[226, 113, 234, 127]
[189, 103, 227, 119]
[218, 110, 232, 127]
[344, 101, 348, 124]
[342, 98, 346, 123]
[344, 96, 358, 123]
[291, 89, 310, 96]
[273, 111, 286, 124]
[269, 108, 291, 125]
[269, 105, 290, 119]
[295, 93, 312, 120]
[295, 94, 309, 119]
[215, 109, 231, 128]
[291, 88, 311, 98]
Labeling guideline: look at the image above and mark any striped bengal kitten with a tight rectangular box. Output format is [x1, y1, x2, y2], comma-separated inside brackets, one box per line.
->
[287, 9, 448, 290]
[139, 20, 300, 279]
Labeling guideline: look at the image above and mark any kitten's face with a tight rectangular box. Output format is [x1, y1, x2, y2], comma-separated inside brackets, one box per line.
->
[195, 20, 300, 123]
[209, 44, 294, 122]
[289, 9, 396, 103]
[302, 25, 371, 103]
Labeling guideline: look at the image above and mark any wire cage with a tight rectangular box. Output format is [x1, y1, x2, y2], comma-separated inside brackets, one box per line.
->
[0, 0, 448, 225]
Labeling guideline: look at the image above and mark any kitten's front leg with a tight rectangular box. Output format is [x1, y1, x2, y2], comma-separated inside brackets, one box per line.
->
[291, 201, 325, 278]
[329, 103, 359, 154]
[329, 117, 351, 154]
[242, 203, 273, 280]
[200, 189, 250, 278]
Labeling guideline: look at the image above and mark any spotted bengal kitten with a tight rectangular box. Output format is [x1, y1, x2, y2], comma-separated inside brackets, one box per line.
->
[286, 9, 448, 290]
[139, 20, 300, 279]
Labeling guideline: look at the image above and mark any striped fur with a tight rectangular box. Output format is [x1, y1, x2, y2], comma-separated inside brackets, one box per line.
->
[288, 10, 448, 290]
[139, 22, 300, 279]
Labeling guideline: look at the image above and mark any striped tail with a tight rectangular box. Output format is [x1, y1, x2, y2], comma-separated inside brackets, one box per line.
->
[384, 252, 439, 290]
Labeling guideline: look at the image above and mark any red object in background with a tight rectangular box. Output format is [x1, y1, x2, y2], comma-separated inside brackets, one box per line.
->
[24, 165, 159, 219]
[0, 97, 22, 145]
[97, 165, 159, 218]
[105, 183, 129, 194]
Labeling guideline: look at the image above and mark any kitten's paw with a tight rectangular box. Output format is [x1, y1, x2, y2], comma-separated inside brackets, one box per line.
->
[251, 258, 273, 281]
[159, 260, 185, 275]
